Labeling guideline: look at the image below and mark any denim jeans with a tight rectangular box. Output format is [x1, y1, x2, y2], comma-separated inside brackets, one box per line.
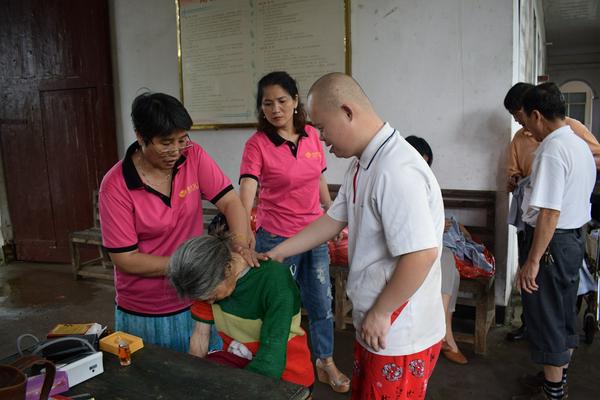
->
[255, 227, 334, 359]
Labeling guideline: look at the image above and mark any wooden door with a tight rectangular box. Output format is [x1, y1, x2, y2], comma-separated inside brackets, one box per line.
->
[0, 0, 118, 262]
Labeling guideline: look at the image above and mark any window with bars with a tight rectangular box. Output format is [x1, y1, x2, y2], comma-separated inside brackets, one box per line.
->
[564, 92, 587, 123]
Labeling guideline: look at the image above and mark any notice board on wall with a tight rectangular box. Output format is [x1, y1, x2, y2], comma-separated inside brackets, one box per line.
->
[177, 0, 350, 129]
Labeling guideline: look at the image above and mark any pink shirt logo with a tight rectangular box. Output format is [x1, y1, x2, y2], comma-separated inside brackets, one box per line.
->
[304, 151, 322, 159]
[179, 182, 200, 198]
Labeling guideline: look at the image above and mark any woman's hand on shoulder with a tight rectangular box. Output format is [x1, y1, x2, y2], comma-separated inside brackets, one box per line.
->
[232, 242, 261, 268]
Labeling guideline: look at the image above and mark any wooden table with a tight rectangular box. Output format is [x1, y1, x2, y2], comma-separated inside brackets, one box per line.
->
[65, 344, 310, 400]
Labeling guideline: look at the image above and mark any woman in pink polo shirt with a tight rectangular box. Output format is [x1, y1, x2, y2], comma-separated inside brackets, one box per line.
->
[239, 71, 350, 393]
[99, 92, 254, 353]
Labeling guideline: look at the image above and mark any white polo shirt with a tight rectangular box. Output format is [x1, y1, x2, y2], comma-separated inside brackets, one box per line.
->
[328, 123, 445, 356]
[522, 125, 596, 228]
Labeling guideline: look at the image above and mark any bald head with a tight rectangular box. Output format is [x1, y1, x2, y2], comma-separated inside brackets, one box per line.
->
[308, 73, 374, 113]
[307, 73, 384, 159]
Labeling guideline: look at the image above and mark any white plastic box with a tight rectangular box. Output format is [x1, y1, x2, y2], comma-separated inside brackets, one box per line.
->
[56, 351, 103, 387]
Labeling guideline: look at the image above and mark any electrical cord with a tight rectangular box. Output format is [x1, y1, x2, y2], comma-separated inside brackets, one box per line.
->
[17, 334, 96, 358]
[17, 333, 41, 355]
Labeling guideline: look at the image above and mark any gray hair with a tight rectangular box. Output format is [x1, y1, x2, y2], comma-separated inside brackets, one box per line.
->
[168, 234, 233, 300]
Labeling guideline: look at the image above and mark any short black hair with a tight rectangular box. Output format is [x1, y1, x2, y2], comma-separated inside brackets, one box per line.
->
[503, 82, 534, 113]
[405, 135, 433, 166]
[256, 71, 307, 135]
[131, 92, 193, 144]
[522, 82, 566, 120]
[208, 213, 229, 235]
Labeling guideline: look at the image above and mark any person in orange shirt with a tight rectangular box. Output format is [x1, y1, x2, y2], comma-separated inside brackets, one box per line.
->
[507, 83, 600, 192]
[504, 82, 600, 343]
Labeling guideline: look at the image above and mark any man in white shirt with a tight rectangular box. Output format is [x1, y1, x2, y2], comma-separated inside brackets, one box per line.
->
[264, 73, 445, 400]
[515, 83, 596, 400]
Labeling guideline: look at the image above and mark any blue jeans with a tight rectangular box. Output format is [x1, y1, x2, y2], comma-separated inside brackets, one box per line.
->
[255, 227, 334, 359]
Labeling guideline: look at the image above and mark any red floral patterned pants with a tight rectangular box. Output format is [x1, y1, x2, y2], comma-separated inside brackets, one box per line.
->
[351, 340, 441, 400]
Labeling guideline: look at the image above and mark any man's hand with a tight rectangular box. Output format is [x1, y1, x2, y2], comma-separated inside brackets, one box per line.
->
[518, 258, 540, 294]
[360, 307, 391, 352]
[359, 247, 437, 353]
[260, 249, 284, 262]
[518, 208, 559, 294]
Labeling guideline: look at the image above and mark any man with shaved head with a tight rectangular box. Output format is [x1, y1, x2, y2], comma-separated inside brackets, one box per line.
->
[264, 73, 445, 399]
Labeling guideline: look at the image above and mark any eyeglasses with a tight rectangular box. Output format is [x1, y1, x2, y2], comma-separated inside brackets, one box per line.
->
[153, 135, 192, 156]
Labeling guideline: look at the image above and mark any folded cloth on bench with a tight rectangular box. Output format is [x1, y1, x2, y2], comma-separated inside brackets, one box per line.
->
[443, 217, 495, 276]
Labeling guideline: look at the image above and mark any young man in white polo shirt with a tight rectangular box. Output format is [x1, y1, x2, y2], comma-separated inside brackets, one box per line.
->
[264, 73, 445, 399]
[514, 83, 595, 400]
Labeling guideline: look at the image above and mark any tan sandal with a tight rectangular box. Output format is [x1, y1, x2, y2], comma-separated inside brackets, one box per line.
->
[441, 340, 468, 364]
[315, 358, 350, 393]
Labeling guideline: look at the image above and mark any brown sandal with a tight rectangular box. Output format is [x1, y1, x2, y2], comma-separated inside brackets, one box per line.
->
[315, 358, 351, 393]
[441, 341, 468, 364]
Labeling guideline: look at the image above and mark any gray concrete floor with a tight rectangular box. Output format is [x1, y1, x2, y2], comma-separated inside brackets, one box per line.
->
[1, 262, 598, 399]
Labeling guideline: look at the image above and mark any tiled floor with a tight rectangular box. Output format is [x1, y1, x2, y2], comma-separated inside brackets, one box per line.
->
[1, 262, 598, 399]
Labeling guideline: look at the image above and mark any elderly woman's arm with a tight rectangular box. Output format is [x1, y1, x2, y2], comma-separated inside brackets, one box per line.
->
[189, 321, 211, 357]
[245, 273, 299, 379]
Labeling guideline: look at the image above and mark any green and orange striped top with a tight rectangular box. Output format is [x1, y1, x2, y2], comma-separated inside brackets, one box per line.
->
[191, 260, 314, 387]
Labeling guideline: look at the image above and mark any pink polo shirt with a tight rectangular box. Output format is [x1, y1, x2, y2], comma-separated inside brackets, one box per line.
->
[240, 125, 326, 237]
[99, 141, 232, 315]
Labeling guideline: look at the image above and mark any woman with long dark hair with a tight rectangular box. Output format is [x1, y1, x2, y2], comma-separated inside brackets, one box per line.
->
[239, 72, 350, 393]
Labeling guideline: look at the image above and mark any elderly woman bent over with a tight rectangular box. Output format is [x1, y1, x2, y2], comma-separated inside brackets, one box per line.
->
[168, 234, 314, 388]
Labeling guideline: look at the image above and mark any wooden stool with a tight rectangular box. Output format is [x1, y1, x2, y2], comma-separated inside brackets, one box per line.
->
[69, 191, 113, 280]
[329, 263, 352, 330]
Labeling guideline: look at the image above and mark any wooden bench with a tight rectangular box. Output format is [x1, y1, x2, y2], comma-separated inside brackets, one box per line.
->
[69, 196, 219, 281]
[327, 185, 497, 355]
[442, 189, 496, 356]
[69, 190, 113, 280]
[330, 263, 352, 329]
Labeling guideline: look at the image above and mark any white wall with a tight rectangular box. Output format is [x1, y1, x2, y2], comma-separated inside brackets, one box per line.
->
[351, 0, 512, 191]
[109, 0, 518, 304]
[351, 1, 515, 307]
[109, 0, 181, 156]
